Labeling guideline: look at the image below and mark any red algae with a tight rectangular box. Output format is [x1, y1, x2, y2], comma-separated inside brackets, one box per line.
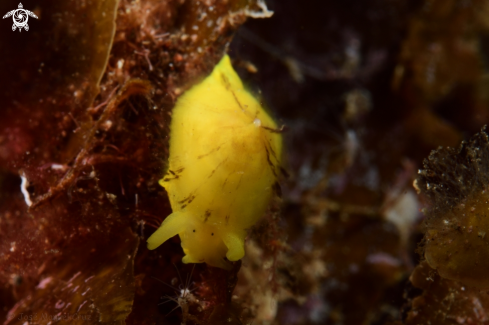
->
[4, 227, 138, 325]
[0, 0, 258, 324]
[0, 0, 119, 173]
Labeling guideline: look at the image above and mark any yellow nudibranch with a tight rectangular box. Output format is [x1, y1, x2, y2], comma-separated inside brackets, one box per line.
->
[147, 55, 282, 269]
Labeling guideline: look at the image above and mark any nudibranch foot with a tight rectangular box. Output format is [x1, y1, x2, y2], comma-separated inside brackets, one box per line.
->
[183, 254, 232, 270]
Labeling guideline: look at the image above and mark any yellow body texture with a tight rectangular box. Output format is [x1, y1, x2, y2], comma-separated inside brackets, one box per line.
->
[147, 55, 282, 269]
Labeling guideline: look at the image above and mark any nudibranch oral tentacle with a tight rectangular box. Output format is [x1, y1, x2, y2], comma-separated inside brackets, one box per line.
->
[147, 54, 283, 269]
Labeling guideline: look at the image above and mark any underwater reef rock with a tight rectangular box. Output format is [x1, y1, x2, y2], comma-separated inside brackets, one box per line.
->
[416, 126, 489, 289]
[403, 261, 489, 325]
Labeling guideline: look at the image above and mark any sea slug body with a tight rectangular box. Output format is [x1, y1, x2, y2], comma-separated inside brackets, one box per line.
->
[147, 54, 282, 269]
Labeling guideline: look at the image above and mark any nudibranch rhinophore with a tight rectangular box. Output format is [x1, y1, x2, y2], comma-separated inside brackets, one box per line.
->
[147, 55, 283, 269]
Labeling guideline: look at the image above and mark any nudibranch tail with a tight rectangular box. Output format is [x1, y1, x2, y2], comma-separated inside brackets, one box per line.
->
[147, 211, 186, 250]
